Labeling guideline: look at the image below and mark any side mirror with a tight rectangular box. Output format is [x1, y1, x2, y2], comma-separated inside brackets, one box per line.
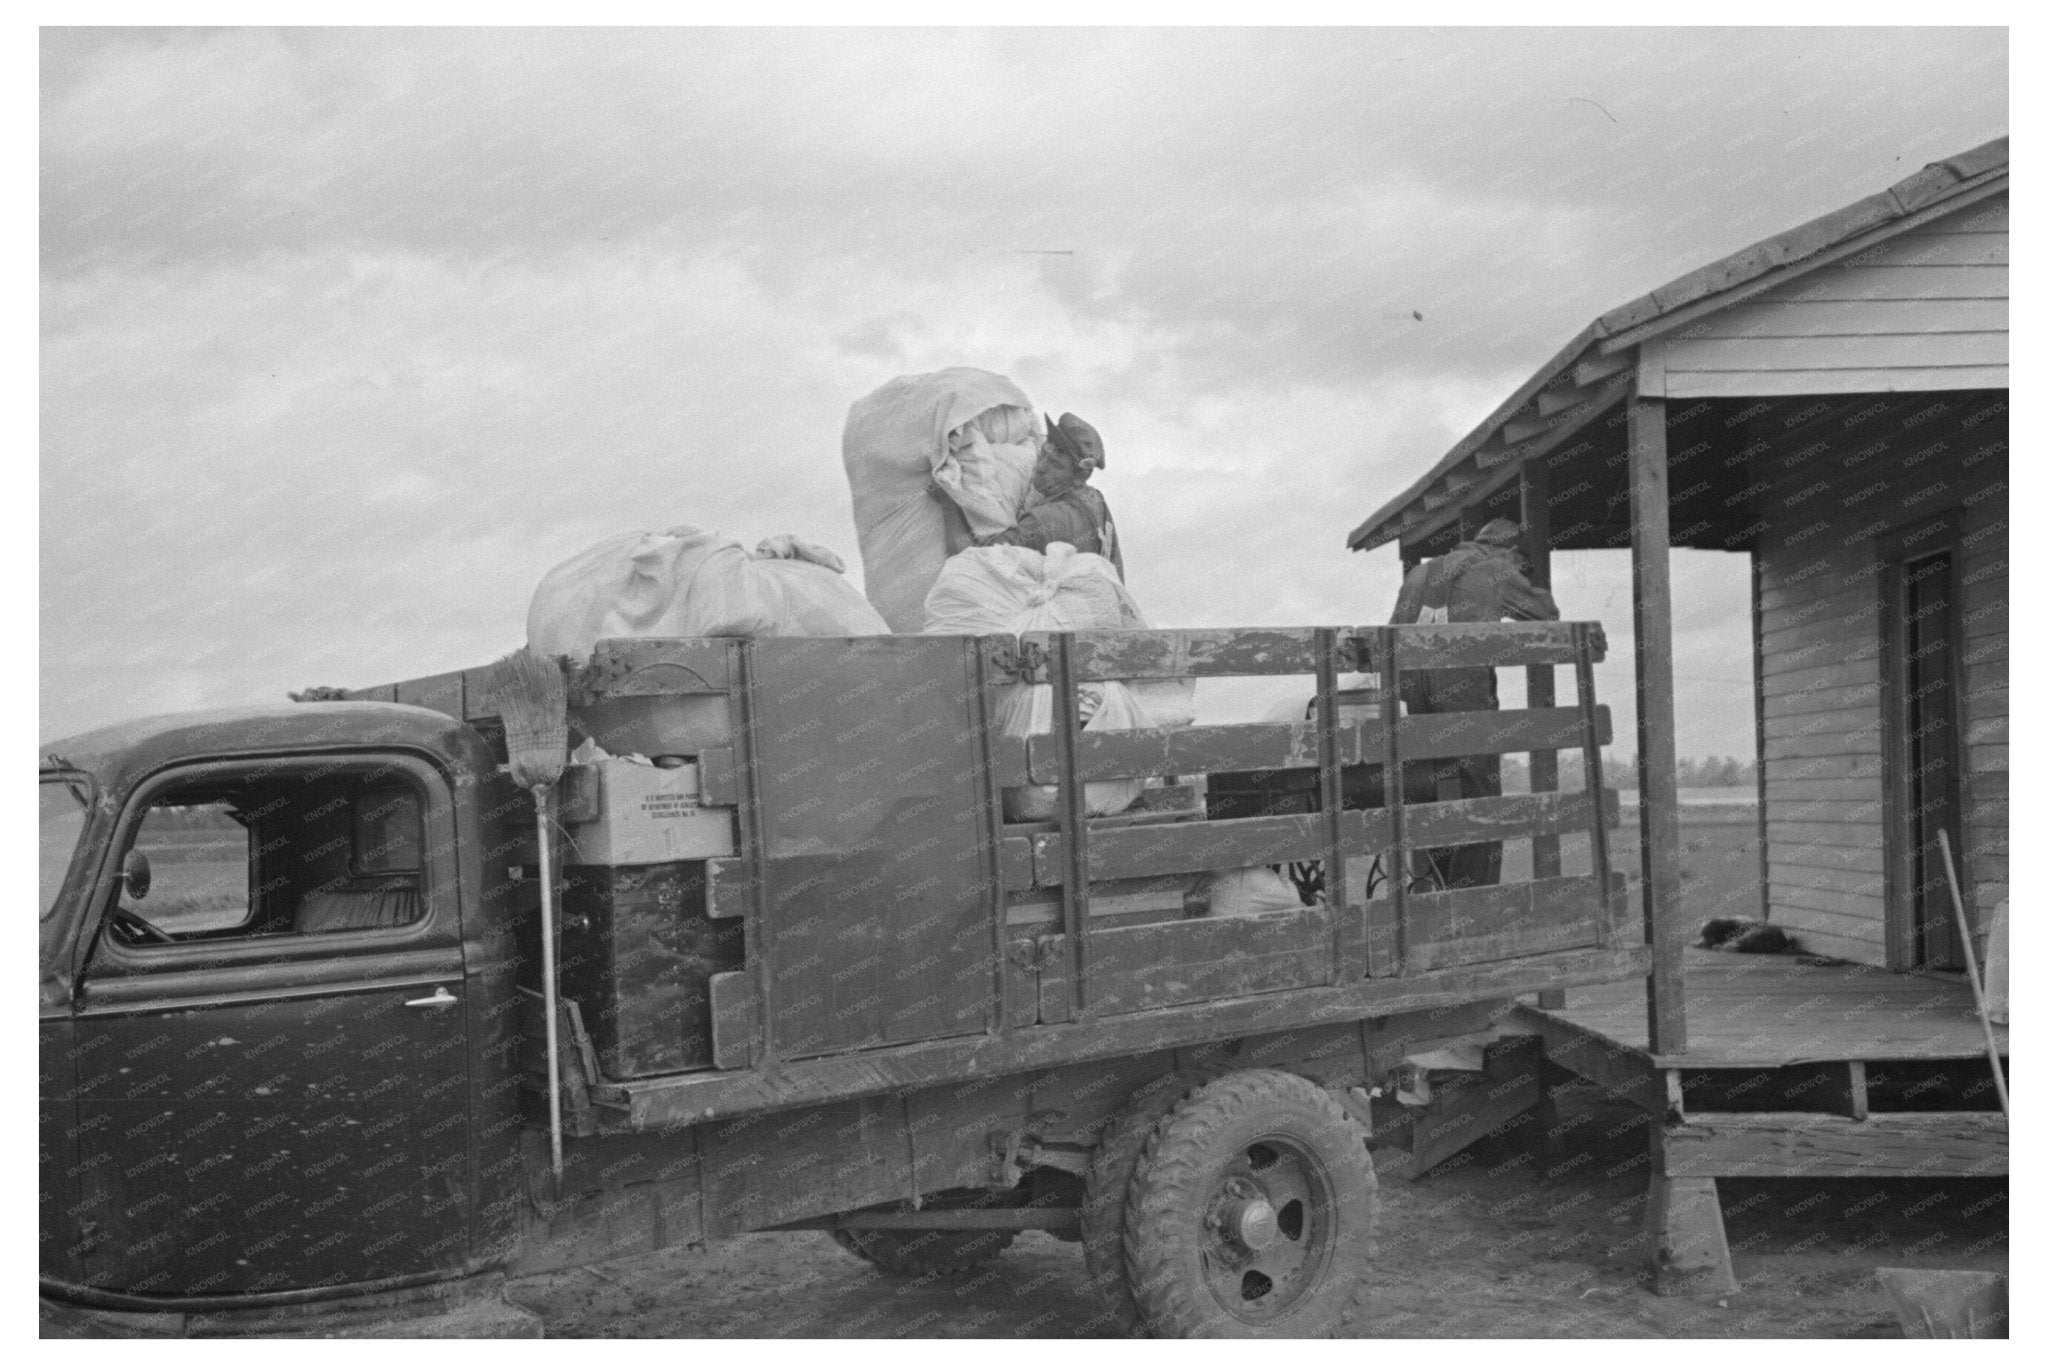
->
[121, 848, 152, 901]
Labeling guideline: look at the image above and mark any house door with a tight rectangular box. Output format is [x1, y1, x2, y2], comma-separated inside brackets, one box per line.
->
[1892, 548, 1967, 969]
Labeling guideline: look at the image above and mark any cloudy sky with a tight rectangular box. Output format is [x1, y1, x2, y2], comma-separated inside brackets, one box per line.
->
[40, 26, 2007, 755]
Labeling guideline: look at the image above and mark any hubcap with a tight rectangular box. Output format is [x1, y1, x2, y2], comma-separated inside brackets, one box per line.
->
[1197, 1140, 1336, 1322]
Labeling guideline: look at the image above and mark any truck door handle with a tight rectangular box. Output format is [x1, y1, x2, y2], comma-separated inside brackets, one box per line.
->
[405, 987, 460, 1009]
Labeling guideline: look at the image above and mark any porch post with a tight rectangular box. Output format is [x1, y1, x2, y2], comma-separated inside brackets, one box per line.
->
[1521, 458, 1566, 1010]
[1630, 392, 1687, 1054]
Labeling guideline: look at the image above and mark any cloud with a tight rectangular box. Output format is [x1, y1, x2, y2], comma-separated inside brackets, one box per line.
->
[40, 27, 2006, 750]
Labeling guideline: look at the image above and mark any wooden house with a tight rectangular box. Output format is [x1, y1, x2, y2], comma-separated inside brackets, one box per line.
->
[1345, 138, 2008, 1292]
[1348, 136, 2008, 999]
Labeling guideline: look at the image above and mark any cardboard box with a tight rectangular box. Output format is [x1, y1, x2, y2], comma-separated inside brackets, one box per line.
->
[564, 758, 736, 866]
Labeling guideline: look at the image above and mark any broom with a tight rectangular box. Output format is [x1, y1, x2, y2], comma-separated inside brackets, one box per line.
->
[1936, 829, 2007, 1115]
[489, 647, 571, 1179]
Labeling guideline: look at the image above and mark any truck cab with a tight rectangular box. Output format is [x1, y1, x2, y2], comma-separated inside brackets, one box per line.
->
[39, 704, 528, 1328]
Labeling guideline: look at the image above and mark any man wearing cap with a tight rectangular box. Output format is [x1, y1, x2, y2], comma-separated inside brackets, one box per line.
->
[977, 412, 1124, 578]
[1390, 518, 1560, 890]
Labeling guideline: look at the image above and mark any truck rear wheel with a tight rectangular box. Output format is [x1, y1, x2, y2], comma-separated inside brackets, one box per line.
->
[1123, 1070, 1376, 1338]
[1079, 1069, 1222, 1336]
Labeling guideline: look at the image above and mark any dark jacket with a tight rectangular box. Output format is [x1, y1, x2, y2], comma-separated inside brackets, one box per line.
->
[1391, 540, 1559, 710]
[980, 483, 1124, 577]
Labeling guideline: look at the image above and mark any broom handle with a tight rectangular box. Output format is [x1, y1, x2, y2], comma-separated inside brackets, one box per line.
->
[536, 786, 565, 1178]
[1936, 829, 2007, 1115]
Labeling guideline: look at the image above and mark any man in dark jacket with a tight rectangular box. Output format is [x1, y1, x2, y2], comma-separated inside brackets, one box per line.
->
[977, 413, 1124, 577]
[1390, 518, 1560, 890]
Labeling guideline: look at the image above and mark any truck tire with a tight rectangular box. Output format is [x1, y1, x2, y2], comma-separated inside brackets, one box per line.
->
[1078, 1069, 1222, 1337]
[1123, 1070, 1377, 1338]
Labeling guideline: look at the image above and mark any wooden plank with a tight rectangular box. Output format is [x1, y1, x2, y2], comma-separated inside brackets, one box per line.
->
[1031, 812, 1354, 887]
[1764, 710, 1884, 739]
[606, 943, 1652, 1129]
[1403, 790, 1618, 849]
[1763, 733, 1883, 762]
[1761, 658, 1879, 699]
[1660, 366, 2008, 400]
[1762, 682, 1881, 721]
[1763, 819, 1887, 850]
[1515, 1004, 1670, 1114]
[1394, 874, 1613, 972]
[1029, 720, 1322, 783]
[708, 971, 758, 1070]
[1762, 637, 1882, 679]
[1017, 622, 1604, 682]
[1680, 296, 2007, 339]
[1856, 232, 2008, 268]
[1631, 395, 1686, 1054]
[1657, 1112, 2007, 1179]
[1022, 628, 1324, 680]
[586, 638, 734, 696]
[1763, 752, 1882, 782]
[1762, 776, 1882, 802]
[704, 857, 750, 920]
[1766, 861, 1883, 897]
[1036, 910, 1334, 1019]
[1388, 706, 1611, 762]
[1764, 842, 1885, 875]
[1363, 621, 1605, 670]
[1775, 263, 2007, 302]
[1026, 791, 1613, 887]
[695, 746, 740, 806]
[393, 668, 467, 720]
[1025, 705, 1610, 783]
[1771, 886, 1887, 924]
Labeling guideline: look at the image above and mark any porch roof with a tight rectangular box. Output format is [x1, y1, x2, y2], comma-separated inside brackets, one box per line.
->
[1346, 137, 2009, 558]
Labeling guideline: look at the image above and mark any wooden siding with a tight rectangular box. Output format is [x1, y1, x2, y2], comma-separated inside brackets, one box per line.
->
[1753, 394, 2007, 965]
[1659, 193, 2008, 399]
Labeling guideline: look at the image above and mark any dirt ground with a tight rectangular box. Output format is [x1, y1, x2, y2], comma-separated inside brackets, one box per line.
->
[505, 1080, 2006, 1338]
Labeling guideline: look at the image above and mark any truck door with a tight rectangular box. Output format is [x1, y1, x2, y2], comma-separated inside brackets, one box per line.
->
[66, 751, 478, 1298]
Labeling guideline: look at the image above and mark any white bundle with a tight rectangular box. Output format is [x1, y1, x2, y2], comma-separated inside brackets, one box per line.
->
[842, 368, 1041, 633]
[527, 526, 887, 662]
[924, 544, 1149, 821]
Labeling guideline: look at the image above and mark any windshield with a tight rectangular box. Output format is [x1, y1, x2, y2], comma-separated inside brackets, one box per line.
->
[41, 775, 91, 967]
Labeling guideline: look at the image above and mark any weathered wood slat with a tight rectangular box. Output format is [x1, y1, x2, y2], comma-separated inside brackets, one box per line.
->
[704, 857, 751, 920]
[1029, 812, 1362, 887]
[393, 669, 467, 719]
[1024, 705, 1609, 782]
[708, 971, 758, 1070]
[1663, 366, 2007, 399]
[1021, 628, 1327, 680]
[1016, 622, 1604, 681]
[1781, 263, 2007, 302]
[1683, 296, 2005, 341]
[1036, 910, 1334, 1021]
[1389, 873, 1614, 972]
[1658, 1112, 2007, 1179]
[1023, 789, 1613, 888]
[1362, 622, 1606, 670]
[1402, 790, 1619, 850]
[586, 638, 735, 696]
[1029, 720, 1325, 783]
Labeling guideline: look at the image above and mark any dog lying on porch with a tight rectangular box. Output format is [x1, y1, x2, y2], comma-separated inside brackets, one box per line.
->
[1695, 916, 1796, 954]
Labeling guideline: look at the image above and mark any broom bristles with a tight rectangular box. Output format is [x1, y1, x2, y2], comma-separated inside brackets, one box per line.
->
[489, 647, 569, 790]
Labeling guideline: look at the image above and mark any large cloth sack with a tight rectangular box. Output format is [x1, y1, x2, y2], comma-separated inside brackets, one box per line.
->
[527, 526, 888, 661]
[925, 544, 1149, 820]
[842, 368, 1040, 632]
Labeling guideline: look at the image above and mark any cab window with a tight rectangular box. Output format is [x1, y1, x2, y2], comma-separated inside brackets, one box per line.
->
[104, 763, 430, 950]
